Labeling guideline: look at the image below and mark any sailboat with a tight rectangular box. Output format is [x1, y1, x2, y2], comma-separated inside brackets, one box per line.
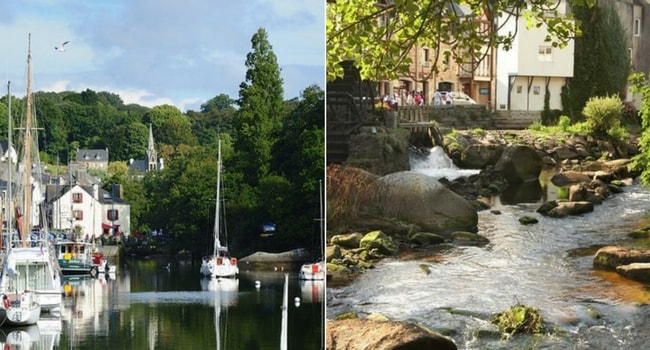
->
[200, 140, 239, 278]
[0, 34, 63, 314]
[0, 82, 42, 327]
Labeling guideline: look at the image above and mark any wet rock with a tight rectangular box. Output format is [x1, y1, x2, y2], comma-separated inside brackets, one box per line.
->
[450, 231, 489, 245]
[327, 262, 352, 276]
[368, 171, 478, 233]
[331, 232, 363, 249]
[550, 171, 592, 187]
[494, 145, 543, 184]
[593, 246, 650, 270]
[326, 245, 342, 261]
[326, 318, 458, 350]
[407, 232, 446, 246]
[360, 230, 398, 255]
[519, 216, 539, 225]
[546, 201, 594, 218]
[460, 144, 504, 168]
[616, 263, 650, 282]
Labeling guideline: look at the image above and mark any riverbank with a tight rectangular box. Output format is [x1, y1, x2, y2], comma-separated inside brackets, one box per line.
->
[326, 127, 650, 348]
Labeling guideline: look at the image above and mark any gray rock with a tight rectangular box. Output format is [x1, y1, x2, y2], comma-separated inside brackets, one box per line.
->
[494, 145, 543, 184]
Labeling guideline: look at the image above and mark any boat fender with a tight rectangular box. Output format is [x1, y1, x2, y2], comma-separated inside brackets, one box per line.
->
[64, 253, 72, 261]
[2, 295, 10, 309]
[90, 266, 98, 278]
[230, 258, 237, 265]
[311, 264, 320, 273]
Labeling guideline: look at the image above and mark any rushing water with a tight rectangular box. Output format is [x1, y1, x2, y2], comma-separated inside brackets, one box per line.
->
[0, 259, 324, 349]
[328, 148, 650, 349]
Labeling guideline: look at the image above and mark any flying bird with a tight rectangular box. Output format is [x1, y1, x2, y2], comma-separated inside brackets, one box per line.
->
[55, 41, 70, 52]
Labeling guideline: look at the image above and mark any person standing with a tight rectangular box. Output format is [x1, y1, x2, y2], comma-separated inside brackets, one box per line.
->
[432, 90, 442, 106]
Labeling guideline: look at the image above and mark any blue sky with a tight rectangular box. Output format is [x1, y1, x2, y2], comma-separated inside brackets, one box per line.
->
[0, 0, 324, 112]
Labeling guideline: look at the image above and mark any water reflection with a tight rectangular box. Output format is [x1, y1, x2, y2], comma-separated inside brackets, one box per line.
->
[4, 259, 324, 349]
[300, 280, 324, 304]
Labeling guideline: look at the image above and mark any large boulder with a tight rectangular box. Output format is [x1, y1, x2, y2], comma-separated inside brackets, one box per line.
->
[331, 232, 364, 249]
[494, 145, 543, 184]
[327, 318, 458, 350]
[359, 230, 398, 255]
[366, 171, 478, 233]
[460, 144, 504, 169]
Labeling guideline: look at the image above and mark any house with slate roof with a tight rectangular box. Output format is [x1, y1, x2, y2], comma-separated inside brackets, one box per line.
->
[76, 148, 109, 170]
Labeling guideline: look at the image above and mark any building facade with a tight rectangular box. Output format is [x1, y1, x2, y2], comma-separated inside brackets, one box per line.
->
[47, 183, 130, 239]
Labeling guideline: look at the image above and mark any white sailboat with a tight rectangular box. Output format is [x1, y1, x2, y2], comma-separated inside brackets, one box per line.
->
[200, 140, 239, 278]
[0, 34, 62, 314]
[0, 81, 41, 327]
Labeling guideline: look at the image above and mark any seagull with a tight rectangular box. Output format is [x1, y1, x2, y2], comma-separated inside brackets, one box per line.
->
[55, 41, 70, 52]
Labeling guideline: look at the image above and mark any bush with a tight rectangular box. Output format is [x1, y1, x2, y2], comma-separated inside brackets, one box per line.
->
[582, 95, 623, 137]
[557, 115, 571, 132]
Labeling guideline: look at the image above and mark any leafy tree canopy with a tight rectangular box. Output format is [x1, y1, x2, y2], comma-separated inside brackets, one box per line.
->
[327, 0, 595, 81]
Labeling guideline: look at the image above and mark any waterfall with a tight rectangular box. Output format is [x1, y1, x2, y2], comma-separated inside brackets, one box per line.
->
[410, 146, 479, 180]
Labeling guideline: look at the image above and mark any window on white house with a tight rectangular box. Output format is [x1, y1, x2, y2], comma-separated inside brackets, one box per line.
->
[72, 193, 83, 203]
[533, 86, 541, 95]
[73, 210, 84, 220]
[107, 209, 119, 221]
[516, 85, 522, 94]
[538, 46, 552, 62]
[634, 18, 641, 37]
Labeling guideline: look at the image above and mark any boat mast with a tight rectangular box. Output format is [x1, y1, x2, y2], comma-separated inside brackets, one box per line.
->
[4, 81, 12, 250]
[22, 33, 33, 245]
[213, 139, 222, 255]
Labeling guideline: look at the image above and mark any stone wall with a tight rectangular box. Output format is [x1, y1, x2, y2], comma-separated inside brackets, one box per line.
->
[397, 106, 541, 130]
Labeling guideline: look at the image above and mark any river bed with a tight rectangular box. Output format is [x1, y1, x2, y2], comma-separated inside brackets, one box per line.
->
[328, 151, 650, 349]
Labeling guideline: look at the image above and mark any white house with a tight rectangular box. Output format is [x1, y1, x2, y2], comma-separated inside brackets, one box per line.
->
[495, 1, 574, 111]
[47, 183, 130, 239]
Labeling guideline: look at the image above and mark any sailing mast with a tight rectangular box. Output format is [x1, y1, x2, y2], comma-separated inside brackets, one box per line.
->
[4, 81, 12, 250]
[21, 33, 34, 246]
[213, 140, 222, 254]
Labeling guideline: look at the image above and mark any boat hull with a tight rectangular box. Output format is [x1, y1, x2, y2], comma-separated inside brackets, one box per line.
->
[200, 256, 239, 278]
[0, 247, 63, 314]
[298, 261, 325, 280]
[0, 293, 41, 326]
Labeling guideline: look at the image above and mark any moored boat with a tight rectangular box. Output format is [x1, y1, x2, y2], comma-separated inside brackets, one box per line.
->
[0, 35, 63, 314]
[0, 291, 41, 326]
[54, 240, 104, 277]
[200, 140, 239, 279]
[298, 261, 325, 280]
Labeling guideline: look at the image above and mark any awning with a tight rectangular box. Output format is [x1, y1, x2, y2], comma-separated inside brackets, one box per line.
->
[101, 223, 114, 229]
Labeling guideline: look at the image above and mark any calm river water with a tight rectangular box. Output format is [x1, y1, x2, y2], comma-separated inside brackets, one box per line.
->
[328, 148, 650, 349]
[1, 258, 324, 349]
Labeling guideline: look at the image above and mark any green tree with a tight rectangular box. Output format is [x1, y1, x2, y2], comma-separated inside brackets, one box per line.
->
[327, 0, 594, 81]
[630, 73, 650, 185]
[233, 28, 285, 186]
[144, 105, 196, 147]
[563, 2, 631, 120]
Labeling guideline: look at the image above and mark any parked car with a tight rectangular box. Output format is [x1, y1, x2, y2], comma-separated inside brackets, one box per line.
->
[448, 91, 477, 105]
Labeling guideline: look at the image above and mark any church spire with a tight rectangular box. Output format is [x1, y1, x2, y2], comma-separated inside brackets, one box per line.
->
[147, 124, 158, 171]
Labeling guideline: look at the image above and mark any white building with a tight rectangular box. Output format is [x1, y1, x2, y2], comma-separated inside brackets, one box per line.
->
[495, 1, 574, 111]
[47, 183, 130, 239]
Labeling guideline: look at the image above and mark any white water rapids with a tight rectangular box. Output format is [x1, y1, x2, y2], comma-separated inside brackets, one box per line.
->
[328, 148, 650, 349]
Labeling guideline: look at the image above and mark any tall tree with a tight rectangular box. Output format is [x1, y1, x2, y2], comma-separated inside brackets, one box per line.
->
[563, 1, 631, 120]
[233, 28, 285, 186]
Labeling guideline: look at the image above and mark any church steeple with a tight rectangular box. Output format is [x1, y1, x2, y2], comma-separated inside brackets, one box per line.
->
[147, 124, 158, 171]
